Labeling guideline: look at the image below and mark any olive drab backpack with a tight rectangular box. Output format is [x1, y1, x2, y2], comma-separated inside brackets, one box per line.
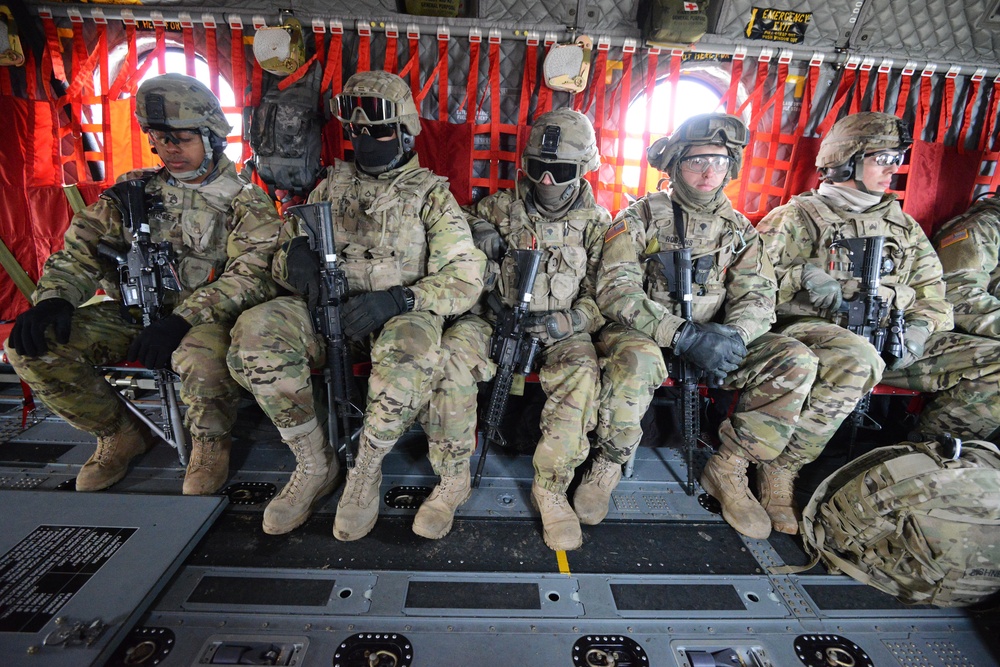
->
[246, 62, 323, 196]
[792, 438, 1000, 607]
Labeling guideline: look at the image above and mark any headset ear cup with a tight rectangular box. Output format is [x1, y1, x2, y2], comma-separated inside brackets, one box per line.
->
[823, 162, 855, 183]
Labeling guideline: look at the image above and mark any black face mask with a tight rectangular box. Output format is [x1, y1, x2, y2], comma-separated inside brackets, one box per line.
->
[351, 134, 403, 174]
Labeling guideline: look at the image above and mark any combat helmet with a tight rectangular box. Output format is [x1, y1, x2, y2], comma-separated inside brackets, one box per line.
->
[335, 70, 421, 136]
[816, 111, 911, 182]
[135, 73, 231, 181]
[522, 108, 599, 184]
[646, 113, 748, 181]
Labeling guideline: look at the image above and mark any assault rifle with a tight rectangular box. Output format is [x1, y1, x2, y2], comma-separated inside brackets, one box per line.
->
[473, 248, 544, 488]
[829, 235, 906, 445]
[285, 202, 359, 467]
[652, 247, 718, 496]
[97, 178, 187, 464]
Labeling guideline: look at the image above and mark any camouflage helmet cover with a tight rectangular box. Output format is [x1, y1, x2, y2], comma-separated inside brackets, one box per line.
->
[816, 111, 912, 169]
[135, 73, 231, 138]
[646, 113, 748, 180]
[337, 70, 421, 136]
[522, 108, 600, 174]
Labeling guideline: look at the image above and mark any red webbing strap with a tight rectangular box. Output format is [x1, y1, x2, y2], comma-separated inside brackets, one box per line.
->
[664, 49, 680, 134]
[816, 67, 858, 137]
[116, 23, 142, 169]
[636, 48, 661, 199]
[229, 20, 249, 162]
[320, 25, 344, 95]
[357, 28, 371, 72]
[39, 37, 53, 99]
[915, 70, 934, 141]
[735, 57, 769, 119]
[611, 46, 634, 213]
[401, 31, 421, 101]
[459, 35, 481, 120]
[182, 23, 196, 76]
[872, 64, 888, 112]
[41, 14, 67, 83]
[752, 57, 790, 215]
[384, 28, 399, 73]
[535, 40, 554, 119]
[855, 66, 871, 112]
[487, 36, 502, 192]
[895, 68, 914, 117]
[957, 74, 981, 154]
[940, 70, 957, 141]
[277, 53, 320, 91]
[205, 24, 220, 97]
[589, 40, 609, 139]
[781, 59, 819, 201]
[720, 54, 744, 114]
[514, 38, 536, 132]
[979, 78, 1000, 151]
[65, 19, 93, 182]
[416, 31, 449, 120]
[736, 56, 771, 212]
[97, 25, 112, 183]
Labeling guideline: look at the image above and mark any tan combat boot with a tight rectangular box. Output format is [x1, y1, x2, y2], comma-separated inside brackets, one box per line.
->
[76, 412, 154, 492]
[183, 436, 232, 495]
[531, 483, 583, 551]
[333, 433, 393, 541]
[263, 424, 340, 535]
[757, 462, 800, 535]
[412, 461, 472, 539]
[572, 453, 623, 525]
[700, 447, 772, 540]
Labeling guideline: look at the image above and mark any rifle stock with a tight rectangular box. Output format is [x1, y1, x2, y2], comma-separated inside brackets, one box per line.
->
[284, 202, 358, 467]
[474, 248, 543, 488]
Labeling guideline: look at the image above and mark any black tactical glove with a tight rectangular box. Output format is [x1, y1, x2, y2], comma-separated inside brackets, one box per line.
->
[800, 263, 843, 311]
[127, 314, 192, 370]
[672, 322, 748, 383]
[523, 309, 585, 346]
[342, 286, 413, 341]
[9, 298, 74, 357]
[470, 219, 507, 261]
[281, 236, 322, 311]
[887, 324, 931, 371]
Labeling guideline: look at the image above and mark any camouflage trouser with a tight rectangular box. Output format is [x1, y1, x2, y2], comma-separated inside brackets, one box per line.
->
[773, 319, 885, 467]
[596, 323, 818, 463]
[432, 314, 599, 492]
[4, 301, 238, 439]
[881, 331, 1000, 440]
[228, 296, 449, 445]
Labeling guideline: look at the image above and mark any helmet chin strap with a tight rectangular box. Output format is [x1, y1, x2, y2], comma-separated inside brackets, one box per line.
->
[162, 129, 215, 182]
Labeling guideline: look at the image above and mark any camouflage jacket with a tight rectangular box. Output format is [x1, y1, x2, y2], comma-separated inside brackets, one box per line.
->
[597, 189, 776, 349]
[287, 155, 484, 315]
[757, 191, 953, 334]
[472, 179, 608, 332]
[933, 198, 1000, 338]
[32, 157, 282, 327]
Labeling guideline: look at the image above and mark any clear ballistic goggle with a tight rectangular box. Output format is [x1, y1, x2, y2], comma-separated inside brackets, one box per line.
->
[146, 128, 202, 146]
[678, 154, 733, 175]
[676, 114, 750, 147]
[524, 158, 580, 185]
[863, 150, 907, 167]
[335, 95, 401, 138]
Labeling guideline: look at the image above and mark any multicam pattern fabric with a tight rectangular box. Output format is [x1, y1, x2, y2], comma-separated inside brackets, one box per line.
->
[933, 197, 1000, 338]
[135, 73, 232, 137]
[814, 111, 909, 169]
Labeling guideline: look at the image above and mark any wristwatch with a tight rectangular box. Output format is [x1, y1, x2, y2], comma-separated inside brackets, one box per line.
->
[402, 287, 416, 312]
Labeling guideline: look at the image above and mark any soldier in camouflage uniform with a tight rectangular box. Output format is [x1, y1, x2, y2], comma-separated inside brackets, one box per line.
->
[439, 109, 608, 551]
[4, 74, 281, 495]
[758, 111, 1000, 534]
[227, 70, 485, 539]
[591, 113, 818, 540]
[933, 194, 1000, 338]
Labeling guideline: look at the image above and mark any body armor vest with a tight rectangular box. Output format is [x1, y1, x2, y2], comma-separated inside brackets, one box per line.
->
[314, 161, 443, 295]
[499, 197, 592, 312]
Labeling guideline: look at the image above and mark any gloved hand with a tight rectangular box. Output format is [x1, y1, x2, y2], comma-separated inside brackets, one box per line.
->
[342, 286, 412, 340]
[127, 314, 192, 370]
[9, 298, 74, 356]
[800, 264, 843, 311]
[471, 219, 507, 261]
[523, 309, 585, 345]
[672, 322, 748, 383]
[281, 236, 322, 310]
[887, 324, 931, 371]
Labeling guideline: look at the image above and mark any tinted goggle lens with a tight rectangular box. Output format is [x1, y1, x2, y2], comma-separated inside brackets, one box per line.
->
[525, 159, 579, 184]
[866, 151, 906, 167]
[348, 123, 397, 139]
[680, 115, 749, 146]
[679, 155, 732, 174]
[335, 95, 397, 124]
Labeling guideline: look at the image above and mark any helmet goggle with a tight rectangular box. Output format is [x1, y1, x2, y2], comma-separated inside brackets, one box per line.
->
[863, 150, 907, 167]
[524, 158, 580, 185]
[679, 154, 732, 175]
[347, 123, 397, 139]
[335, 95, 398, 125]
[675, 114, 749, 147]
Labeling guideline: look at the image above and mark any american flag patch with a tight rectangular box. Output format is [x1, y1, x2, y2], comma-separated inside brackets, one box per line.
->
[939, 229, 970, 248]
[605, 219, 628, 243]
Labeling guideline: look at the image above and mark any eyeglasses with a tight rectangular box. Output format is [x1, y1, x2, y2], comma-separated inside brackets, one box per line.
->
[147, 129, 200, 147]
[524, 158, 580, 185]
[347, 123, 397, 139]
[864, 150, 906, 167]
[678, 154, 732, 174]
[335, 95, 398, 124]
[675, 114, 749, 147]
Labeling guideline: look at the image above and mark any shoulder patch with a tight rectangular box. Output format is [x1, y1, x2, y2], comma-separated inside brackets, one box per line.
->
[938, 229, 970, 248]
[605, 219, 628, 243]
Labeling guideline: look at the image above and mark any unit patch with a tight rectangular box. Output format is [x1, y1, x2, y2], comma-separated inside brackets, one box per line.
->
[605, 219, 628, 243]
[938, 229, 970, 248]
